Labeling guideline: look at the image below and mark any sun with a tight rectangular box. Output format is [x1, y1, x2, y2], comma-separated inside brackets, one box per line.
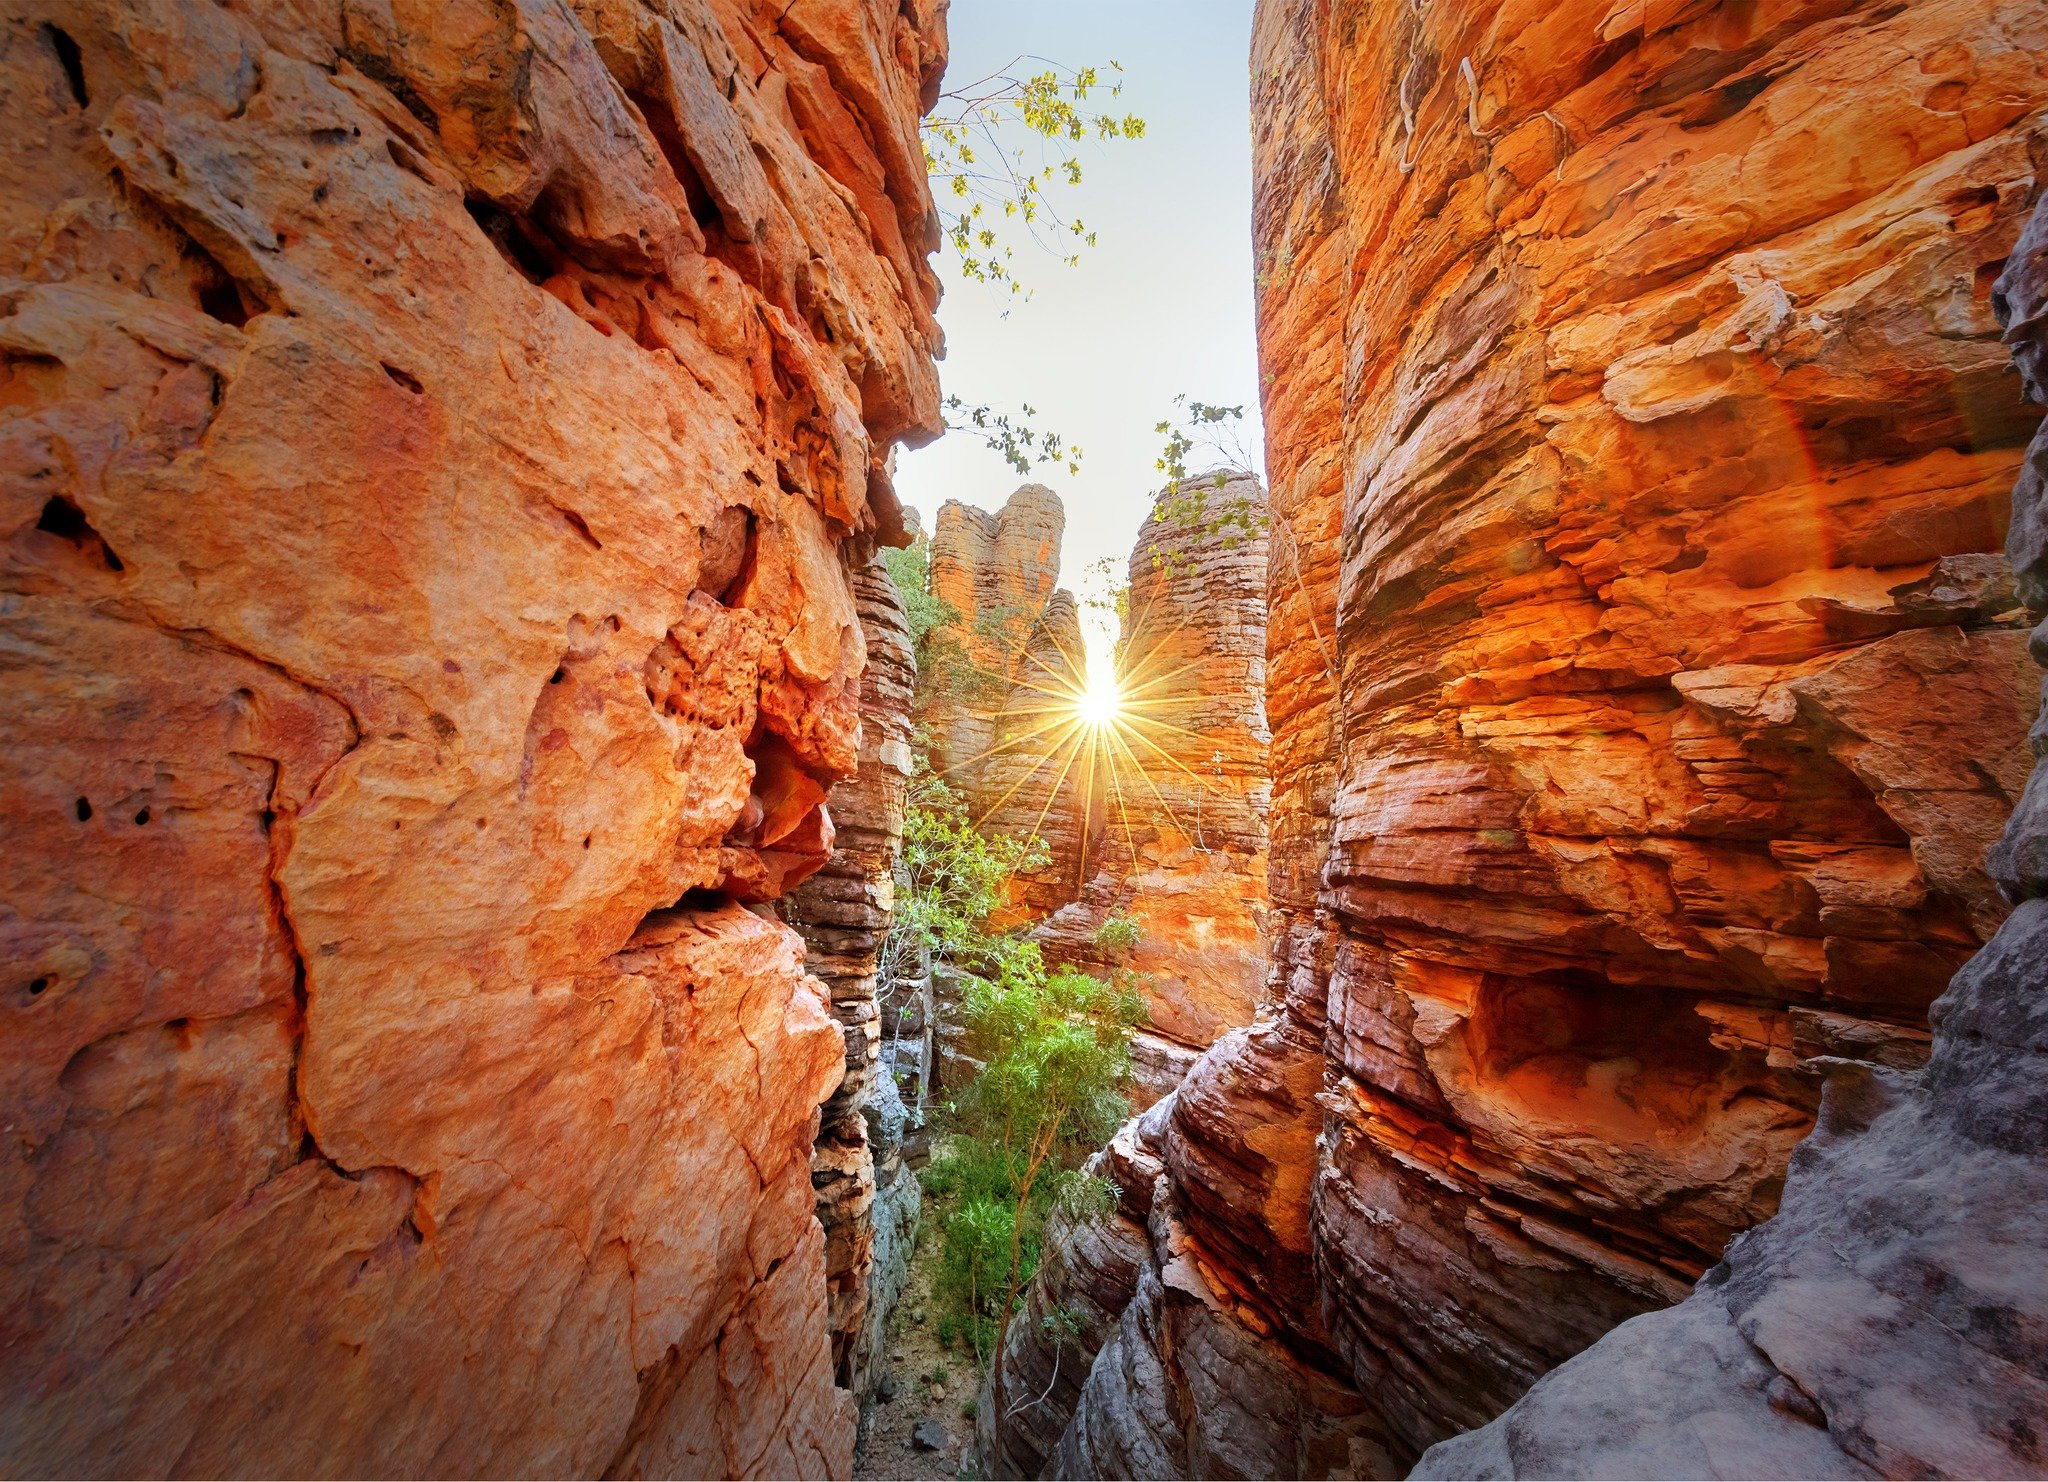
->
[1073, 670, 1123, 728]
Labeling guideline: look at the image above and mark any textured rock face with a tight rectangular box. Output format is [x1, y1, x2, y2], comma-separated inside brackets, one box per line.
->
[926, 485, 1090, 917]
[1418, 184, 2048, 1482]
[1, 0, 944, 1474]
[787, 553, 918, 1402]
[1038, 0, 2048, 1474]
[1290, 0, 2045, 1454]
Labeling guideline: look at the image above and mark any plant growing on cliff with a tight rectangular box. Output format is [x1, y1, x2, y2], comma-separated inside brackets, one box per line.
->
[927, 946, 1139, 1362]
[889, 770, 1050, 987]
[1146, 396, 1266, 576]
[925, 58, 1145, 295]
[926, 58, 1146, 475]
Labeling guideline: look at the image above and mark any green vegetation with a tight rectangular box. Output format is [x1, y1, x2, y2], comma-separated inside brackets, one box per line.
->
[1147, 396, 1266, 574]
[1093, 912, 1141, 955]
[924, 950, 1139, 1356]
[879, 551, 1144, 1404]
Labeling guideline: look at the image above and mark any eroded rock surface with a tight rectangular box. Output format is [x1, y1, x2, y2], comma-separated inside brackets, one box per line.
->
[0, 0, 944, 1473]
[1037, 0, 2048, 1474]
[789, 553, 919, 1403]
[1416, 135, 2048, 1482]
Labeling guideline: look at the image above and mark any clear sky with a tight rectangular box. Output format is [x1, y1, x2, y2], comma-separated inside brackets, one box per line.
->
[893, 0, 1263, 667]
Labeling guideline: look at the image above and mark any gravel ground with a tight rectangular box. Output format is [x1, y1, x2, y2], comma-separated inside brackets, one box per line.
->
[854, 1223, 984, 1481]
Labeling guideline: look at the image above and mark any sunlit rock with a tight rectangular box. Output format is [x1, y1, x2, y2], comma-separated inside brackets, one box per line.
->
[0, 0, 945, 1472]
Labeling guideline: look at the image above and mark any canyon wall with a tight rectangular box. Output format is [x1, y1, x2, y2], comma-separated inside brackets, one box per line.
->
[995, 1, 2048, 1475]
[787, 553, 918, 1404]
[1418, 161, 2048, 1482]
[0, 0, 945, 1475]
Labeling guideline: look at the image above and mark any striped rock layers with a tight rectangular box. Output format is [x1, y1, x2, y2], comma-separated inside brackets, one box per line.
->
[1004, 1, 2048, 1476]
[0, 0, 945, 1474]
[1034, 471, 1274, 1103]
[1419, 152, 2048, 1482]
[926, 485, 1092, 919]
[787, 552, 919, 1405]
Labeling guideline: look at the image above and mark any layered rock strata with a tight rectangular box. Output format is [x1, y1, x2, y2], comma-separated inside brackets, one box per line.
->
[0, 0, 944, 1474]
[1418, 166, 2048, 1482]
[787, 553, 918, 1403]
[925, 486, 1090, 918]
[1028, 0, 2048, 1474]
[1037, 471, 1273, 1097]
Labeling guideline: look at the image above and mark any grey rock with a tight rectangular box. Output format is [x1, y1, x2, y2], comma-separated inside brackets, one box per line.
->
[912, 1418, 949, 1452]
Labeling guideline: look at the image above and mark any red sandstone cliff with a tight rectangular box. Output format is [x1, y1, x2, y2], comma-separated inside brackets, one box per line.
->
[0, 1, 944, 1474]
[788, 552, 919, 1402]
[991, 2, 2048, 1475]
[1418, 159, 2048, 1482]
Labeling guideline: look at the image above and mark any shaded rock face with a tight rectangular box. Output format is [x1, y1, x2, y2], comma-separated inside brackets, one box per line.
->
[926, 485, 1090, 918]
[787, 553, 918, 1402]
[0, 0, 944, 1475]
[1032, 0, 2048, 1475]
[1417, 183, 2048, 1482]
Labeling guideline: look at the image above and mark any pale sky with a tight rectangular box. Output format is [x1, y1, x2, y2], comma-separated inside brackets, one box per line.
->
[892, 0, 1264, 667]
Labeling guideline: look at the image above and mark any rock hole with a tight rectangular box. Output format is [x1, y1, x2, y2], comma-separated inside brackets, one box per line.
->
[29, 977, 49, 996]
[629, 86, 724, 233]
[43, 24, 86, 110]
[582, 834, 592, 849]
[36, 495, 124, 571]
[696, 505, 758, 603]
[382, 362, 424, 395]
[556, 506, 602, 550]
[1678, 70, 1776, 130]
[1984, 260, 2010, 314]
[464, 198, 557, 287]
[474, 817, 487, 830]
[260, 808, 275, 834]
[198, 276, 252, 327]
[74, 796, 92, 822]
[550, 667, 567, 684]
[134, 807, 151, 825]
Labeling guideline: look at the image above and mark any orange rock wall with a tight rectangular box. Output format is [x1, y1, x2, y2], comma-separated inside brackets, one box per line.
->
[1031, 472, 1274, 1104]
[0, 0, 945, 1474]
[1029, 1, 2048, 1474]
[1295, 0, 2044, 1452]
[1105, 473, 1271, 1051]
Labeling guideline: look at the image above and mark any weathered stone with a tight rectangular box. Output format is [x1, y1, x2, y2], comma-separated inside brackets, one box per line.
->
[790, 552, 919, 1402]
[1047, 0, 2048, 1473]
[924, 485, 1091, 920]
[1039, 471, 1273, 1061]
[1414, 142, 2048, 1482]
[0, 0, 946, 1473]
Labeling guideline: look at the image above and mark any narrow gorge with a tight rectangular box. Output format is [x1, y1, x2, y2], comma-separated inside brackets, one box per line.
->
[4, 1, 2046, 1480]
